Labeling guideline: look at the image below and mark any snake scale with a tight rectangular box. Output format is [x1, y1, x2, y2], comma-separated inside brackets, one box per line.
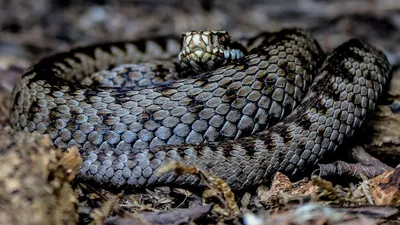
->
[9, 29, 391, 190]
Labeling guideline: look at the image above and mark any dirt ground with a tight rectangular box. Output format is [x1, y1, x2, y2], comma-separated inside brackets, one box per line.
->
[0, 1, 399, 225]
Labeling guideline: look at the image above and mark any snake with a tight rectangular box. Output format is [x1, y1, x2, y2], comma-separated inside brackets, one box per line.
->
[9, 28, 391, 190]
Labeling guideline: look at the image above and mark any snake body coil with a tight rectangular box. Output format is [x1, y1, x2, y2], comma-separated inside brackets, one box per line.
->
[10, 29, 391, 190]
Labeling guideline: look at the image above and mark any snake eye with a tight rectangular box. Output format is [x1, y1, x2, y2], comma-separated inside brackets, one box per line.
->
[218, 33, 230, 46]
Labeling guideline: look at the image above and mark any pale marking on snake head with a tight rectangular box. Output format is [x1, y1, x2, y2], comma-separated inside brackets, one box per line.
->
[201, 34, 209, 45]
[195, 50, 203, 58]
[185, 35, 192, 46]
[213, 47, 219, 54]
[192, 34, 201, 46]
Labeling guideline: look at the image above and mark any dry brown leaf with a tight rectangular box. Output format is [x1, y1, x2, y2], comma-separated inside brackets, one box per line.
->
[369, 168, 400, 206]
[270, 172, 293, 193]
[291, 179, 320, 196]
[257, 172, 293, 207]
[157, 161, 240, 217]
[241, 192, 251, 210]
[55, 146, 82, 182]
[90, 194, 123, 225]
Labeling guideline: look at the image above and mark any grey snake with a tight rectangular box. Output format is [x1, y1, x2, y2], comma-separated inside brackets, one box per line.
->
[9, 29, 391, 190]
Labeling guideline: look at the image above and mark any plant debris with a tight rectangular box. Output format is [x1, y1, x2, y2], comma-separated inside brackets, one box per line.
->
[158, 161, 240, 217]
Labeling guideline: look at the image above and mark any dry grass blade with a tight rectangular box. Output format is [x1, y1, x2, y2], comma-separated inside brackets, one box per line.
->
[157, 161, 240, 217]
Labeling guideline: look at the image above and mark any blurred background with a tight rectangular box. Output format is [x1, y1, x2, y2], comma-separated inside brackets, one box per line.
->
[0, 0, 399, 91]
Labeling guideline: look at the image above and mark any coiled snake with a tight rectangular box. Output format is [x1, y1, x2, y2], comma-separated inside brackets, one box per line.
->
[9, 29, 391, 190]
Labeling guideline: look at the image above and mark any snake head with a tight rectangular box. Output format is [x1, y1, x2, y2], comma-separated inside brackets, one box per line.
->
[178, 30, 247, 74]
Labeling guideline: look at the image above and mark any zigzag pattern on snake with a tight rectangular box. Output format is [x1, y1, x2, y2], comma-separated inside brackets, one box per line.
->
[9, 29, 391, 190]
